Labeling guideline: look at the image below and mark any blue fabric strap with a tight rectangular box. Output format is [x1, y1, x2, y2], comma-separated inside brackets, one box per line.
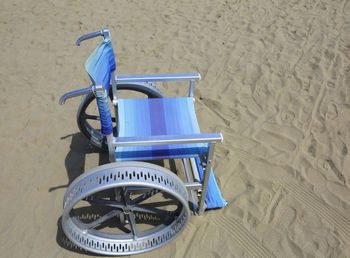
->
[95, 89, 113, 135]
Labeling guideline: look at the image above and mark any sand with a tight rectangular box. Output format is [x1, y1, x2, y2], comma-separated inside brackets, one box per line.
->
[1, 0, 350, 257]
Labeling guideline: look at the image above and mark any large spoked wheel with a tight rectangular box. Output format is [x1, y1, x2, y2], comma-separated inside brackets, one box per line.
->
[77, 84, 163, 150]
[62, 162, 190, 256]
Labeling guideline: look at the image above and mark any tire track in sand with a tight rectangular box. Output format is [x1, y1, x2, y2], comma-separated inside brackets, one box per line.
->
[213, 216, 275, 258]
[279, 180, 350, 243]
[232, 148, 350, 245]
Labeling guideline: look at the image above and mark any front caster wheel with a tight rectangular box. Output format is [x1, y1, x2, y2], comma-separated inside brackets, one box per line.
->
[62, 162, 190, 256]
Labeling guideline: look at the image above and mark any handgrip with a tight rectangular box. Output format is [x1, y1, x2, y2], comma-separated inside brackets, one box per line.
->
[76, 30, 103, 46]
[59, 86, 93, 105]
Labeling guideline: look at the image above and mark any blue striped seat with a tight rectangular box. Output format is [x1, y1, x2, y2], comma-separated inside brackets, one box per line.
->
[116, 97, 208, 161]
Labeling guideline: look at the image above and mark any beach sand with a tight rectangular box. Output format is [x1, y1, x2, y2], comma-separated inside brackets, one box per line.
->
[1, 0, 350, 257]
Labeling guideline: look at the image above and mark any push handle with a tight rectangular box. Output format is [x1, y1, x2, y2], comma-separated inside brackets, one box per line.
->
[60, 28, 112, 105]
[59, 85, 93, 105]
[76, 30, 103, 46]
[75, 28, 110, 46]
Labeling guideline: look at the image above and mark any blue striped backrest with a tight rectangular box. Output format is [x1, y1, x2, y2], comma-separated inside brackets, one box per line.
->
[84, 38, 116, 135]
[85, 38, 116, 91]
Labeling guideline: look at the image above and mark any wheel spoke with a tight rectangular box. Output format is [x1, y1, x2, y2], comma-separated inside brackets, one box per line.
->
[83, 113, 116, 123]
[129, 189, 160, 205]
[128, 213, 138, 240]
[132, 204, 175, 216]
[120, 187, 132, 205]
[85, 198, 125, 210]
[143, 200, 178, 208]
[83, 210, 121, 230]
[114, 188, 123, 202]
[83, 114, 100, 120]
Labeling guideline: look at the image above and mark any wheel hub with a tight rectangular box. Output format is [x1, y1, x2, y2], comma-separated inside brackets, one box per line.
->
[122, 207, 132, 214]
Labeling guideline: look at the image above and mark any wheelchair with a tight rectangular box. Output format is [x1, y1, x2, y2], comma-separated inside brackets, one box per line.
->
[59, 28, 227, 255]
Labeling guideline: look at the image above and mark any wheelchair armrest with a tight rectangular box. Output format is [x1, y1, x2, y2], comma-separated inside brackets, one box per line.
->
[113, 133, 222, 147]
[115, 73, 201, 84]
[115, 73, 200, 98]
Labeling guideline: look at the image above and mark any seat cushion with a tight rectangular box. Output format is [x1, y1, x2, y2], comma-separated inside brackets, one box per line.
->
[116, 97, 207, 160]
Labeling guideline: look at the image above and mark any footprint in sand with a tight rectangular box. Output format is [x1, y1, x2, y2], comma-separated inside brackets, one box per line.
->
[325, 103, 338, 120]
[280, 109, 295, 125]
[276, 206, 297, 230]
[311, 118, 326, 134]
[307, 135, 317, 157]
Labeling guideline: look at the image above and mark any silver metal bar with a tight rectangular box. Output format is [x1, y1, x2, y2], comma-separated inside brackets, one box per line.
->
[111, 71, 118, 106]
[189, 157, 202, 214]
[101, 27, 111, 41]
[113, 133, 223, 147]
[188, 80, 195, 97]
[198, 143, 215, 215]
[93, 84, 104, 92]
[106, 133, 115, 162]
[84, 210, 121, 230]
[182, 159, 191, 183]
[184, 182, 202, 190]
[116, 73, 201, 83]
[190, 158, 201, 183]
[182, 159, 198, 214]
[59, 85, 92, 105]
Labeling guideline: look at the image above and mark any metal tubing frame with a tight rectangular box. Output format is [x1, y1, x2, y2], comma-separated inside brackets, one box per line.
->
[188, 80, 195, 98]
[111, 71, 118, 106]
[115, 73, 201, 83]
[116, 73, 200, 99]
[190, 158, 201, 183]
[106, 133, 115, 162]
[184, 182, 203, 190]
[183, 159, 198, 213]
[112, 134, 222, 215]
[198, 142, 215, 214]
[113, 133, 223, 147]
[60, 72, 200, 105]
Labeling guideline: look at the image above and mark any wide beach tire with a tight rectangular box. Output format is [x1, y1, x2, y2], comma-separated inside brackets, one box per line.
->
[62, 162, 190, 256]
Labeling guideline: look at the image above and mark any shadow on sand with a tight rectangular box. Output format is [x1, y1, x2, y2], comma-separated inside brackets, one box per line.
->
[49, 133, 109, 192]
[53, 132, 109, 255]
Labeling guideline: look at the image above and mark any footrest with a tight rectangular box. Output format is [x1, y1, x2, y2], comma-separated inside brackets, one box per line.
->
[195, 157, 228, 209]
